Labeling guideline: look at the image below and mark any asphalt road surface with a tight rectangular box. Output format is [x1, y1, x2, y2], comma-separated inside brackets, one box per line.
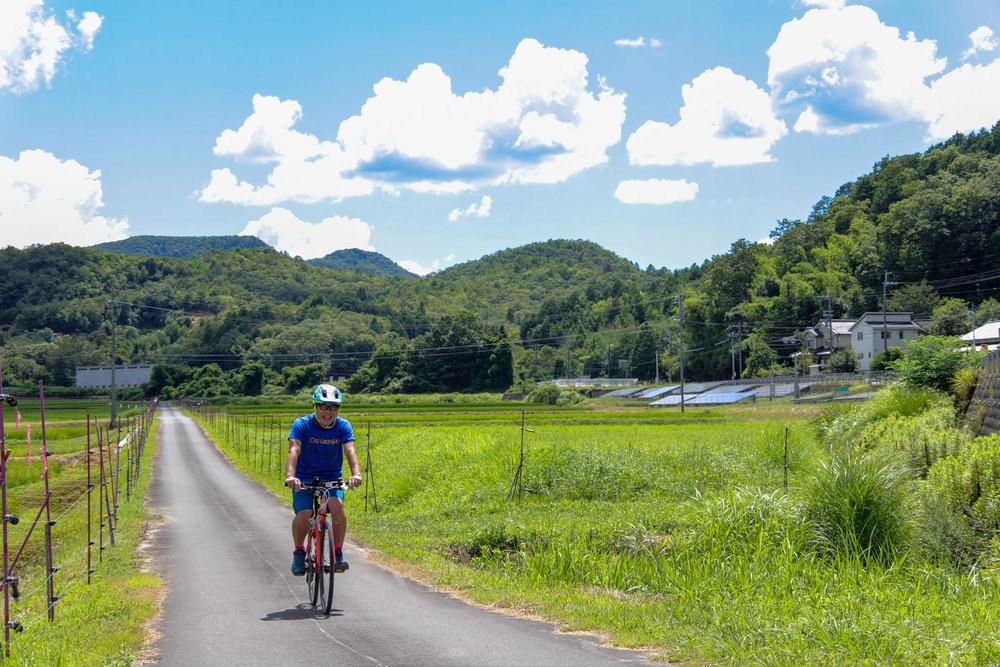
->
[144, 405, 651, 666]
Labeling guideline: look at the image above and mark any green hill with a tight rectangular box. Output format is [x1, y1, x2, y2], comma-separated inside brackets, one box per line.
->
[307, 248, 416, 278]
[92, 235, 273, 258]
[4, 122, 1000, 392]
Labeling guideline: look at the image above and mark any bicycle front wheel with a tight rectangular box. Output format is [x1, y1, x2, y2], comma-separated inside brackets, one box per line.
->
[320, 518, 336, 614]
[306, 528, 320, 606]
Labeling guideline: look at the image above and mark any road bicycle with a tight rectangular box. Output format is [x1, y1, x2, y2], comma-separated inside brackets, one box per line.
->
[301, 478, 347, 614]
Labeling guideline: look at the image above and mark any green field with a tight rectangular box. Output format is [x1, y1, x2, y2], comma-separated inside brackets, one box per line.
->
[0, 398, 159, 665]
[190, 392, 1000, 666]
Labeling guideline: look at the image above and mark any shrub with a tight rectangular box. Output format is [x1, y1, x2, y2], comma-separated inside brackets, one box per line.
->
[871, 347, 904, 371]
[891, 336, 983, 393]
[803, 450, 913, 564]
[951, 365, 981, 414]
[829, 348, 860, 373]
[526, 385, 562, 405]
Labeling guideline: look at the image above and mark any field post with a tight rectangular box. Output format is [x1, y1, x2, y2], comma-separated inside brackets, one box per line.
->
[39, 381, 57, 621]
[783, 427, 789, 490]
[125, 416, 132, 501]
[262, 414, 268, 473]
[363, 421, 378, 512]
[103, 425, 116, 548]
[507, 411, 529, 501]
[87, 416, 94, 583]
[0, 364, 20, 655]
[98, 426, 105, 560]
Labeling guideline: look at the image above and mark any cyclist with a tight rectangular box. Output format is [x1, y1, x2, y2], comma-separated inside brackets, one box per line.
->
[285, 384, 363, 576]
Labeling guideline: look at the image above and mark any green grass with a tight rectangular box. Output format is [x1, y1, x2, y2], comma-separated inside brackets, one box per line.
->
[188, 397, 1000, 665]
[0, 401, 161, 665]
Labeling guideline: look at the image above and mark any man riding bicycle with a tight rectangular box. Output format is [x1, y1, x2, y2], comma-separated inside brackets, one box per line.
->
[285, 384, 363, 576]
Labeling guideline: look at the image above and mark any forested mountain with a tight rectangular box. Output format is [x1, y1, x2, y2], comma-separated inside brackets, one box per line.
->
[92, 234, 272, 258]
[2, 122, 1000, 395]
[307, 248, 416, 278]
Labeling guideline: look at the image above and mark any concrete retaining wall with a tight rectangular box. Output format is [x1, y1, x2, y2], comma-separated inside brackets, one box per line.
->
[967, 350, 1000, 436]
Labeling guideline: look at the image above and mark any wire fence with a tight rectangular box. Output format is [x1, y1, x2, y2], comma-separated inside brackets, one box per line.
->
[0, 380, 158, 657]
[185, 403, 379, 512]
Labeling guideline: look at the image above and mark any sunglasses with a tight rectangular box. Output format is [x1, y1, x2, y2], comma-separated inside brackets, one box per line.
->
[314, 403, 339, 411]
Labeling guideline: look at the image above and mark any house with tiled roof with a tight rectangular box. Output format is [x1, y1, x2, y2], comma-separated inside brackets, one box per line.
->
[849, 312, 927, 371]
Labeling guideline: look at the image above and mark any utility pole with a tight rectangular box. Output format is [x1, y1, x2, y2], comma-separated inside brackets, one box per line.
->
[730, 326, 736, 380]
[737, 321, 743, 378]
[881, 272, 899, 354]
[109, 301, 118, 428]
[972, 303, 978, 349]
[825, 294, 834, 352]
[679, 291, 686, 413]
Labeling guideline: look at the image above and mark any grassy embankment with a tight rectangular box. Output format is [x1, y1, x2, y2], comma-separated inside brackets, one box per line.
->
[190, 393, 1000, 666]
[0, 398, 161, 666]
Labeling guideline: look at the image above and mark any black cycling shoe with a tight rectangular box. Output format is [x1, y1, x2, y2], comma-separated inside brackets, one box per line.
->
[334, 552, 349, 573]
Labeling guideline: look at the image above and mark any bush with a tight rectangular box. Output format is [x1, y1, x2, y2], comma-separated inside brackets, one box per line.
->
[829, 348, 860, 373]
[951, 365, 981, 414]
[871, 347, 904, 371]
[526, 385, 562, 405]
[525, 385, 583, 405]
[803, 450, 913, 564]
[891, 336, 983, 393]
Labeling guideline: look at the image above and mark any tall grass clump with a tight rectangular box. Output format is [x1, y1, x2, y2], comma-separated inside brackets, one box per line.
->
[856, 405, 969, 477]
[522, 446, 651, 500]
[803, 450, 914, 564]
[688, 486, 808, 558]
[916, 434, 1000, 568]
[815, 385, 954, 460]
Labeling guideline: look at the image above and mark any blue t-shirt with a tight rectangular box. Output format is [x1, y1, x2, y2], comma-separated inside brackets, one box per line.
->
[288, 414, 355, 480]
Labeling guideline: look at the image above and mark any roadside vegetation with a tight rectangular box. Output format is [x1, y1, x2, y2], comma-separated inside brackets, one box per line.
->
[0, 399, 160, 666]
[191, 347, 1000, 665]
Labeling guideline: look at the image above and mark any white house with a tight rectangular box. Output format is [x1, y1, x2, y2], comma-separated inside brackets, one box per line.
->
[849, 312, 926, 371]
[960, 321, 1000, 351]
[804, 319, 854, 368]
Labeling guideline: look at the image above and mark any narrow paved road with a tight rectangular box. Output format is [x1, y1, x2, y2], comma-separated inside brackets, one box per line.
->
[145, 405, 650, 666]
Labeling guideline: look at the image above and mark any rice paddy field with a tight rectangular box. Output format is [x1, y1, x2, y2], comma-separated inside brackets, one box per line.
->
[0, 396, 160, 665]
[191, 393, 1000, 666]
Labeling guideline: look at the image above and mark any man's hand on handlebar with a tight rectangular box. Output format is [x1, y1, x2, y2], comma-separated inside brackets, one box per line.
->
[285, 476, 301, 491]
[347, 474, 363, 489]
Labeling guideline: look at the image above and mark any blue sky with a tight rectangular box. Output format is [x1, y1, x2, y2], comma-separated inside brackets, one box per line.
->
[2, 1, 999, 274]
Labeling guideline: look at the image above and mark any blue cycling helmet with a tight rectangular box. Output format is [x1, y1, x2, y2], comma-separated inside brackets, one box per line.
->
[312, 384, 343, 405]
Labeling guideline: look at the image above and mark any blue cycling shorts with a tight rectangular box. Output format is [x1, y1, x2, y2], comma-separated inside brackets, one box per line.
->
[292, 486, 345, 514]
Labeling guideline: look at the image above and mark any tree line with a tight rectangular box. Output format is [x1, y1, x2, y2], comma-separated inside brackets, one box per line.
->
[2, 122, 1000, 395]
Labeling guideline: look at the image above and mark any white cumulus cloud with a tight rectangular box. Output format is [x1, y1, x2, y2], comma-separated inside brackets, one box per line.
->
[201, 38, 626, 205]
[768, 4, 945, 135]
[448, 195, 492, 222]
[614, 178, 698, 205]
[799, 0, 844, 8]
[963, 26, 999, 60]
[239, 207, 374, 260]
[615, 37, 662, 48]
[0, 1, 103, 93]
[0, 149, 128, 247]
[397, 254, 457, 277]
[924, 59, 1000, 140]
[626, 66, 786, 166]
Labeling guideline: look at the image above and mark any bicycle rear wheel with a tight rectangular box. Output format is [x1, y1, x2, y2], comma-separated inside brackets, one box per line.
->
[320, 518, 336, 614]
[306, 525, 320, 606]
